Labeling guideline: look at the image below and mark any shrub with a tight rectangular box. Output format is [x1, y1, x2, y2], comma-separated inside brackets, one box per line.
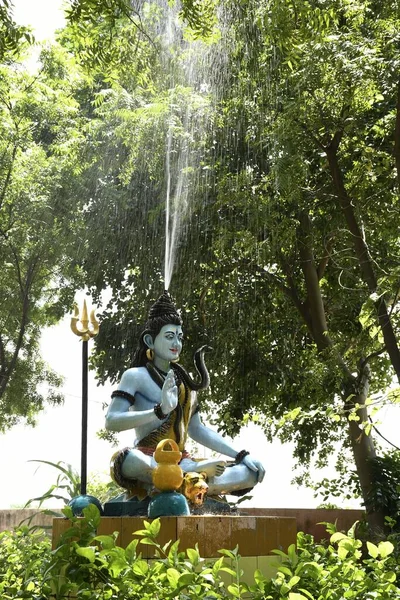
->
[0, 526, 52, 598]
[0, 508, 399, 599]
[249, 523, 400, 600]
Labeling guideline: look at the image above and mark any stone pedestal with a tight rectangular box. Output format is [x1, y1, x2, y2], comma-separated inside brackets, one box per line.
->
[53, 515, 297, 586]
[53, 514, 296, 555]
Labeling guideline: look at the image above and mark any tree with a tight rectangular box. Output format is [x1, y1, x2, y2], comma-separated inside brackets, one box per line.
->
[177, 0, 400, 531]
[0, 0, 33, 60]
[0, 0, 216, 65]
[73, 0, 400, 532]
[0, 45, 89, 429]
[0, 0, 209, 426]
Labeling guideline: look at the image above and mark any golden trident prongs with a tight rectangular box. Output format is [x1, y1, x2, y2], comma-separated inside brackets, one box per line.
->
[70, 299, 99, 341]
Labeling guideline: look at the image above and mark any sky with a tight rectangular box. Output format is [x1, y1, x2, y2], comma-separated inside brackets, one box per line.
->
[1, 0, 398, 512]
[13, 0, 65, 41]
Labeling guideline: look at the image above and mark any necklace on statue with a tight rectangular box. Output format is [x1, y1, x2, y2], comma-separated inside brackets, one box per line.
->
[153, 365, 168, 379]
[146, 362, 182, 389]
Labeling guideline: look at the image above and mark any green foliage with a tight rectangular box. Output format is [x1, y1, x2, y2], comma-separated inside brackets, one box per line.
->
[250, 527, 400, 600]
[179, 0, 218, 39]
[43, 506, 236, 598]
[366, 452, 400, 524]
[0, 0, 34, 61]
[0, 512, 399, 598]
[0, 45, 87, 429]
[0, 526, 51, 598]
[24, 460, 81, 509]
[23, 460, 119, 513]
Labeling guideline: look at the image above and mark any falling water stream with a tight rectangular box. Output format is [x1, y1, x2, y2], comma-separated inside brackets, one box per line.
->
[159, 6, 214, 291]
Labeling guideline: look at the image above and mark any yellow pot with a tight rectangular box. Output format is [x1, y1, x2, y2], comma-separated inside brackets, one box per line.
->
[152, 439, 183, 492]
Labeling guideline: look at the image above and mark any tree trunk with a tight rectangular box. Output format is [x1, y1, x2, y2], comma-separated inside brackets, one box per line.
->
[326, 146, 400, 383]
[298, 212, 330, 352]
[0, 256, 36, 399]
[394, 79, 400, 191]
[295, 212, 386, 533]
[343, 367, 385, 534]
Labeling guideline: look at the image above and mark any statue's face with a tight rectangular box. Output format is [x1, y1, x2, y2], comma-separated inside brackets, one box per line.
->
[152, 324, 183, 363]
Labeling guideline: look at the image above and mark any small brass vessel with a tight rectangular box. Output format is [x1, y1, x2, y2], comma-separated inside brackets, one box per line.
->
[148, 439, 190, 518]
[152, 439, 183, 492]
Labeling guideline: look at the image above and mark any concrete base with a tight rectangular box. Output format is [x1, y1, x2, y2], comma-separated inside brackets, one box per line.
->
[52, 515, 297, 558]
[103, 494, 151, 516]
[103, 494, 234, 516]
[240, 508, 364, 541]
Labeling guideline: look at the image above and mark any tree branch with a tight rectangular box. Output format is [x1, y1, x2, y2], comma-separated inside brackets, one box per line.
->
[295, 119, 325, 151]
[317, 233, 335, 280]
[0, 141, 18, 211]
[395, 78, 400, 191]
[297, 211, 330, 352]
[0, 256, 39, 398]
[326, 145, 400, 383]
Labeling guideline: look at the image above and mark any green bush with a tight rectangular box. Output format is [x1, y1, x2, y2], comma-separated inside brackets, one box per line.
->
[0, 526, 52, 598]
[0, 508, 399, 599]
[252, 524, 400, 600]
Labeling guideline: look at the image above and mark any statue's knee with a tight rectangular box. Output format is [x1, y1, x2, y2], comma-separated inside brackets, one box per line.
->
[121, 449, 153, 479]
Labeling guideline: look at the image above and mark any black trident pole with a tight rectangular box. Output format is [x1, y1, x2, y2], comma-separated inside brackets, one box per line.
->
[81, 337, 88, 495]
[70, 300, 99, 497]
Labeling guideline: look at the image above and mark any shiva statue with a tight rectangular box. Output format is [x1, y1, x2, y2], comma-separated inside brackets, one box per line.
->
[105, 291, 265, 501]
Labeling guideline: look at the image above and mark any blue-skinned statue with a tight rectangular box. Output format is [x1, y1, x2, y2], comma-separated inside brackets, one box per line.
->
[105, 291, 265, 504]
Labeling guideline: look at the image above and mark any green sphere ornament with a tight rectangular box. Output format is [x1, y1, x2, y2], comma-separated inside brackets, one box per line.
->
[148, 490, 190, 518]
[68, 495, 103, 516]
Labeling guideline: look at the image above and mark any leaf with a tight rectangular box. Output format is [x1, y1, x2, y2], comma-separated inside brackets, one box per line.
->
[62, 506, 74, 519]
[288, 544, 299, 566]
[289, 593, 311, 600]
[297, 589, 317, 600]
[366, 541, 379, 558]
[218, 548, 237, 559]
[279, 565, 295, 576]
[91, 534, 115, 549]
[178, 572, 196, 586]
[186, 547, 200, 565]
[125, 539, 139, 562]
[76, 546, 96, 562]
[337, 545, 349, 560]
[148, 518, 161, 538]
[82, 503, 101, 527]
[139, 536, 158, 546]
[220, 566, 237, 577]
[227, 584, 241, 597]
[254, 568, 267, 585]
[330, 532, 347, 544]
[109, 557, 129, 577]
[132, 559, 149, 576]
[378, 541, 394, 558]
[167, 567, 181, 587]
[288, 575, 301, 588]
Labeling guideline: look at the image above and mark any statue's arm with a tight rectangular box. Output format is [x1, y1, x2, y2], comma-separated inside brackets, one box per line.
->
[187, 412, 237, 459]
[105, 370, 160, 432]
[188, 412, 265, 482]
[105, 368, 178, 433]
[105, 397, 159, 432]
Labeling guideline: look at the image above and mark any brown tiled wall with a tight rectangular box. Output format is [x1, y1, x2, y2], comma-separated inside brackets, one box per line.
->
[52, 515, 297, 557]
[240, 508, 365, 542]
[1, 508, 364, 545]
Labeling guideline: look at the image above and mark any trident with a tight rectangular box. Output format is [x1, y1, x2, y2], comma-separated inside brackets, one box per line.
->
[70, 300, 99, 496]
